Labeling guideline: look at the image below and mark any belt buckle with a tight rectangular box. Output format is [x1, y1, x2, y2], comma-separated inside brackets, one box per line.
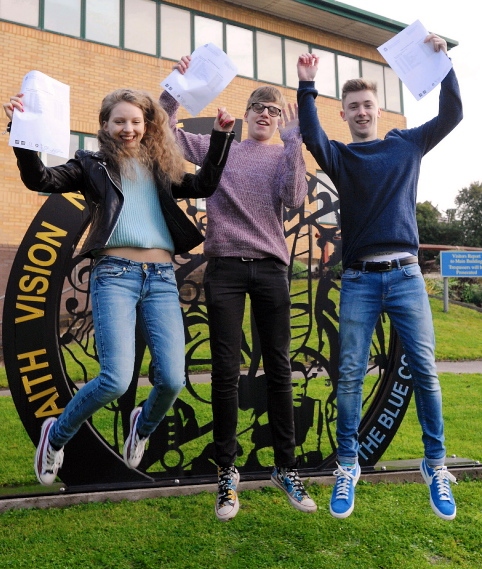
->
[241, 257, 254, 262]
[378, 261, 392, 272]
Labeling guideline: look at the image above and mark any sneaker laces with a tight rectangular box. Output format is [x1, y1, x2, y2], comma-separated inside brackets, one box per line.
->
[432, 466, 457, 500]
[333, 463, 357, 500]
[130, 431, 147, 463]
[281, 469, 310, 500]
[44, 444, 63, 473]
[217, 467, 237, 506]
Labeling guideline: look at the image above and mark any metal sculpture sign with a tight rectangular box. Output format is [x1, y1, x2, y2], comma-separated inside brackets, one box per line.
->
[2, 119, 413, 489]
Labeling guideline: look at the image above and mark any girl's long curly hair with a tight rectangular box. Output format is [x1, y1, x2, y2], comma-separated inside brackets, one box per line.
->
[97, 89, 186, 185]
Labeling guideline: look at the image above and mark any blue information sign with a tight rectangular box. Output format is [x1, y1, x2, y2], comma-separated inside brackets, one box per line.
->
[440, 251, 482, 277]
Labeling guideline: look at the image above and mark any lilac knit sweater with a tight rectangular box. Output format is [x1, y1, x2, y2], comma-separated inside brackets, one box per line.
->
[160, 91, 308, 265]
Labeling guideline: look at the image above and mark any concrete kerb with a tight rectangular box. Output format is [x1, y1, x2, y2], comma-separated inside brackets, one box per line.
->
[1, 361, 480, 512]
[1, 463, 481, 513]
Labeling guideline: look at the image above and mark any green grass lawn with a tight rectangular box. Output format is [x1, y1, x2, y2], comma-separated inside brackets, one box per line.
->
[0, 378, 481, 568]
[0, 479, 481, 569]
[0, 286, 481, 568]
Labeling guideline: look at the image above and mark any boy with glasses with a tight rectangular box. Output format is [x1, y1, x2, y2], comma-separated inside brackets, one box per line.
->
[159, 54, 317, 521]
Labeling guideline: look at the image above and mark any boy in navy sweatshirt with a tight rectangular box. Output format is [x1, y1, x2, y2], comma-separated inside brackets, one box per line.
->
[297, 33, 462, 521]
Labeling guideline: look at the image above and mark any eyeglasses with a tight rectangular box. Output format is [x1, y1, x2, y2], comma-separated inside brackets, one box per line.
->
[249, 103, 282, 117]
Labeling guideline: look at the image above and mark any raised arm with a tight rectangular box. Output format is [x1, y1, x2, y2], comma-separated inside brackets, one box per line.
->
[405, 34, 462, 155]
[159, 54, 214, 165]
[278, 102, 299, 138]
[297, 53, 319, 82]
[3, 92, 84, 194]
[424, 33, 447, 55]
[171, 105, 235, 199]
[3, 92, 23, 120]
[296, 54, 341, 180]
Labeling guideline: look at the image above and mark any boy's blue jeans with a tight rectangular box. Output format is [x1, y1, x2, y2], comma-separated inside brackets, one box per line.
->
[337, 262, 446, 467]
[50, 256, 185, 448]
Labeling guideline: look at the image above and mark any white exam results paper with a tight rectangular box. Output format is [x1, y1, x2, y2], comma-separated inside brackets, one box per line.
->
[9, 70, 70, 158]
[377, 20, 452, 101]
[161, 43, 238, 116]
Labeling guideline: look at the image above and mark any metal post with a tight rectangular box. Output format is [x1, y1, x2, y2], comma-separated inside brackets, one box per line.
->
[443, 277, 449, 312]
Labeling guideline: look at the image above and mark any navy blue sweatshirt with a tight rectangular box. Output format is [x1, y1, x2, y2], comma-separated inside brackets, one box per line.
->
[297, 68, 463, 268]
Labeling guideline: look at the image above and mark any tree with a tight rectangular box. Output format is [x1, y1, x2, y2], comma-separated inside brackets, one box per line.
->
[455, 181, 482, 247]
[416, 201, 442, 244]
[416, 201, 463, 247]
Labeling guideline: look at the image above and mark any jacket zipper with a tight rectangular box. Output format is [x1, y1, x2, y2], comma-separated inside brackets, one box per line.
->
[216, 133, 231, 166]
[99, 161, 124, 245]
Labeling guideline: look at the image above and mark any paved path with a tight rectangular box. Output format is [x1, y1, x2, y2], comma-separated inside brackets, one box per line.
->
[435, 360, 481, 373]
[1, 360, 480, 397]
[186, 360, 481, 383]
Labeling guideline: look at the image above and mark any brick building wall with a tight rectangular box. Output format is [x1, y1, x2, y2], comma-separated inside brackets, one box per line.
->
[0, 0, 407, 349]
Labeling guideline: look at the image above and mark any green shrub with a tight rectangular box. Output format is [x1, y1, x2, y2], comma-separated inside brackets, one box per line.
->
[425, 276, 482, 308]
[291, 259, 309, 279]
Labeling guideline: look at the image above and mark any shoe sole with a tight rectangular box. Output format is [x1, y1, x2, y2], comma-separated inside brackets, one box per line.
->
[271, 475, 317, 513]
[34, 418, 57, 486]
[123, 407, 143, 469]
[215, 471, 240, 521]
[329, 466, 361, 519]
[329, 503, 354, 519]
[420, 462, 457, 521]
[215, 495, 240, 521]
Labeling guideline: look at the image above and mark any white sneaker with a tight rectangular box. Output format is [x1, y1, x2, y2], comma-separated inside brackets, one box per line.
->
[34, 418, 64, 485]
[123, 407, 148, 469]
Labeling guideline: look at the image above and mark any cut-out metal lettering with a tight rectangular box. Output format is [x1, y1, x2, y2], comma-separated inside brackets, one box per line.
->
[2, 119, 411, 487]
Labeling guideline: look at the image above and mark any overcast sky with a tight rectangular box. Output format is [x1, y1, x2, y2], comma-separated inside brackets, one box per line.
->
[342, 0, 480, 213]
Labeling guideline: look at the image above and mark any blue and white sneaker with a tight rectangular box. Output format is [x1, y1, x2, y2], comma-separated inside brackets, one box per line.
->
[420, 459, 457, 520]
[271, 466, 317, 513]
[215, 465, 240, 521]
[330, 462, 361, 519]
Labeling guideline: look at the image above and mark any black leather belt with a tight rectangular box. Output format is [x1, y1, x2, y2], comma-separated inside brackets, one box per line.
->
[348, 255, 418, 272]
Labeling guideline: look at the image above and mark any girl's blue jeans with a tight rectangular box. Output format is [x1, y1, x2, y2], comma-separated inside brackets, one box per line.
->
[49, 255, 185, 448]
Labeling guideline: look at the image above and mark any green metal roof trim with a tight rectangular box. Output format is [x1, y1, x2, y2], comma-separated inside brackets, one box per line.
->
[294, 0, 458, 48]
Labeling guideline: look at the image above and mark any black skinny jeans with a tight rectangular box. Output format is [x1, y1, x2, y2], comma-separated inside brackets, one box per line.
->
[204, 257, 296, 469]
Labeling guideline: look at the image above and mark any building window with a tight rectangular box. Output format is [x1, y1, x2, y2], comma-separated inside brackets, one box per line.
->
[312, 49, 336, 98]
[362, 61, 386, 109]
[194, 15, 223, 50]
[0, 0, 404, 114]
[196, 197, 207, 212]
[384, 66, 402, 113]
[124, 0, 157, 55]
[44, 0, 81, 36]
[226, 24, 253, 78]
[0, 0, 38, 26]
[337, 55, 360, 96]
[285, 39, 308, 89]
[256, 32, 283, 85]
[86, 0, 119, 46]
[160, 4, 190, 61]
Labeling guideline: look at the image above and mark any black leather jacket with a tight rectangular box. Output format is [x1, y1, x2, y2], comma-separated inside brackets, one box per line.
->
[13, 129, 234, 257]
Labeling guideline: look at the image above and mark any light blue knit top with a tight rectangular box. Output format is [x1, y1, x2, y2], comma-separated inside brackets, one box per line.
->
[106, 161, 174, 253]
